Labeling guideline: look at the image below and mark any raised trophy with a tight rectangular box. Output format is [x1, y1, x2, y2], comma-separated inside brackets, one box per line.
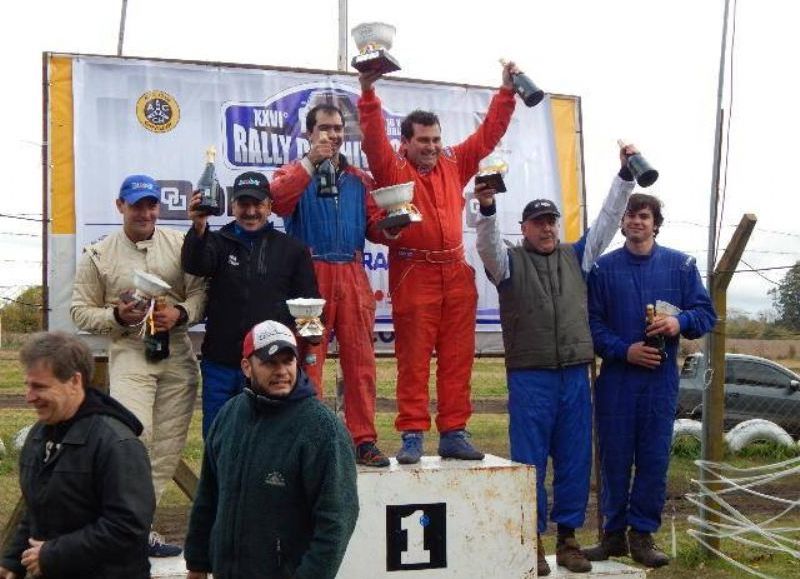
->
[618, 139, 659, 188]
[351, 22, 401, 74]
[286, 298, 326, 339]
[372, 182, 421, 230]
[475, 154, 509, 193]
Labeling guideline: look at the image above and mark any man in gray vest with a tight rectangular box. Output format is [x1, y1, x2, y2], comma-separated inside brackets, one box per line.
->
[474, 146, 636, 576]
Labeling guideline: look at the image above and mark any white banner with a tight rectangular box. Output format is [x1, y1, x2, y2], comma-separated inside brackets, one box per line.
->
[67, 56, 564, 334]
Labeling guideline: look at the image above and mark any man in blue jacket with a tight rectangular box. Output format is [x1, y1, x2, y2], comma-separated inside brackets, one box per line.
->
[184, 320, 358, 579]
[585, 193, 715, 568]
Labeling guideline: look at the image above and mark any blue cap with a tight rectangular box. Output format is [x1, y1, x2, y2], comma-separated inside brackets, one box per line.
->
[119, 174, 161, 204]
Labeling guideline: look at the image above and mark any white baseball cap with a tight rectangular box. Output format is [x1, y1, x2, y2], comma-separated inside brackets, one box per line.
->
[241, 320, 298, 361]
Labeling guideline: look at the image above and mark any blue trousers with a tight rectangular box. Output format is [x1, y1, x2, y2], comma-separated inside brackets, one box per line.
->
[595, 365, 677, 533]
[508, 365, 592, 534]
[200, 359, 246, 438]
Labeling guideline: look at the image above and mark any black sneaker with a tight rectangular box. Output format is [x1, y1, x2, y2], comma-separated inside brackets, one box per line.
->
[356, 441, 390, 467]
[148, 531, 182, 558]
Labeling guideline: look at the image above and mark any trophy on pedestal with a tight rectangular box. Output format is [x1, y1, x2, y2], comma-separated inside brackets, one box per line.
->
[351, 22, 401, 75]
[372, 182, 422, 230]
[130, 270, 173, 361]
[475, 154, 509, 193]
[286, 298, 326, 340]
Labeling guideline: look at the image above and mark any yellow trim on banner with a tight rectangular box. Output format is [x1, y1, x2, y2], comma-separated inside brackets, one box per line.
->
[551, 97, 581, 242]
[50, 56, 75, 235]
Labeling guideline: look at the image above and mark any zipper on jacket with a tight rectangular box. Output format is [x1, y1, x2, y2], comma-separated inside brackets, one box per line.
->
[276, 538, 283, 569]
[547, 255, 562, 365]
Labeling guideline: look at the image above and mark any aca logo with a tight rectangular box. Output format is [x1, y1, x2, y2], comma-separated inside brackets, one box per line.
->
[222, 82, 404, 171]
[136, 90, 180, 133]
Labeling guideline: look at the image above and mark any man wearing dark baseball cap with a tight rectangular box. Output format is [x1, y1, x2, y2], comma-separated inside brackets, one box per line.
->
[230, 171, 271, 202]
[474, 144, 638, 575]
[519, 198, 561, 223]
[185, 320, 358, 579]
[182, 172, 320, 437]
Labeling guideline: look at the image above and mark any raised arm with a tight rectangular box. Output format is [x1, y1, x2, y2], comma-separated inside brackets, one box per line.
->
[474, 183, 511, 285]
[453, 61, 517, 186]
[358, 71, 400, 186]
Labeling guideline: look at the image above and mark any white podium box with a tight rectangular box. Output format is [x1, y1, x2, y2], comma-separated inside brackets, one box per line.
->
[336, 454, 537, 578]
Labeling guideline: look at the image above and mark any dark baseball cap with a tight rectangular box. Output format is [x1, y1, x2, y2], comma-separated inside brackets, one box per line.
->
[232, 171, 271, 202]
[119, 174, 160, 204]
[520, 198, 561, 223]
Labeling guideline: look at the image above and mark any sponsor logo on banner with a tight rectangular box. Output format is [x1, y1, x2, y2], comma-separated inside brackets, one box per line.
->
[156, 180, 192, 220]
[222, 82, 404, 170]
[136, 90, 180, 133]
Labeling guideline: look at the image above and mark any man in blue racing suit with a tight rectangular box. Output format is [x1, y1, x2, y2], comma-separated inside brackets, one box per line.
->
[584, 192, 715, 568]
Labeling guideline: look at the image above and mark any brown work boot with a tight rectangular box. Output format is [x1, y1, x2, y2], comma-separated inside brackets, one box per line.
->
[628, 529, 670, 568]
[537, 535, 551, 576]
[582, 529, 629, 561]
[556, 536, 592, 573]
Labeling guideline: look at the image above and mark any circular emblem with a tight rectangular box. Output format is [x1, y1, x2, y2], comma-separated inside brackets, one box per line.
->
[136, 90, 180, 133]
[268, 344, 279, 356]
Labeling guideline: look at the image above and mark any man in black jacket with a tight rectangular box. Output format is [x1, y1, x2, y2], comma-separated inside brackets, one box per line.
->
[182, 171, 319, 436]
[0, 332, 155, 579]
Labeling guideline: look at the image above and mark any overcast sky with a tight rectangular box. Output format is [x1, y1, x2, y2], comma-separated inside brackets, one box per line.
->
[1, 0, 798, 316]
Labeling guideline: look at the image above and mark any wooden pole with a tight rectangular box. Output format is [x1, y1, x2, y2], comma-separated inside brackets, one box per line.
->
[700, 213, 756, 554]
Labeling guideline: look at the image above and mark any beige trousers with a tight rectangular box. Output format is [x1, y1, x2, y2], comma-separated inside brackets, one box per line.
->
[109, 333, 199, 503]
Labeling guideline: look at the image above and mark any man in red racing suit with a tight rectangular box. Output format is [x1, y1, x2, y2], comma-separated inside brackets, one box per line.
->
[357, 63, 519, 463]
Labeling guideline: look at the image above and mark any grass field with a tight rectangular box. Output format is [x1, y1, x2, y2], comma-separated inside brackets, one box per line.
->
[1, 346, 799, 577]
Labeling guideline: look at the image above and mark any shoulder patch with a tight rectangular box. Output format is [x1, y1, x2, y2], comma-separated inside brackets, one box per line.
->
[442, 146, 456, 160]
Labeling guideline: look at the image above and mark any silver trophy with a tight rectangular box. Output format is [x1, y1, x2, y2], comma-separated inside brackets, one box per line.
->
[351, 22, 401, 75]
[129, 270, 171, 306]
[286, 298, 326, 339]
[372, 182, 422, 230]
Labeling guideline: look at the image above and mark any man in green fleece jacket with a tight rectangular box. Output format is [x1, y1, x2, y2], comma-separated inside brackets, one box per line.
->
[184, 320, 359, 579]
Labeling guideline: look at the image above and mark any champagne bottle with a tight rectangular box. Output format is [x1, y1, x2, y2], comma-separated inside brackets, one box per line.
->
[144, 297, 170, 362]
[316, 159, 338, 197]
[618, 140, 659, 188]
[500, 59, 544, 108]
[196, 147, 224, 215]
[644, 304, 666, 362]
